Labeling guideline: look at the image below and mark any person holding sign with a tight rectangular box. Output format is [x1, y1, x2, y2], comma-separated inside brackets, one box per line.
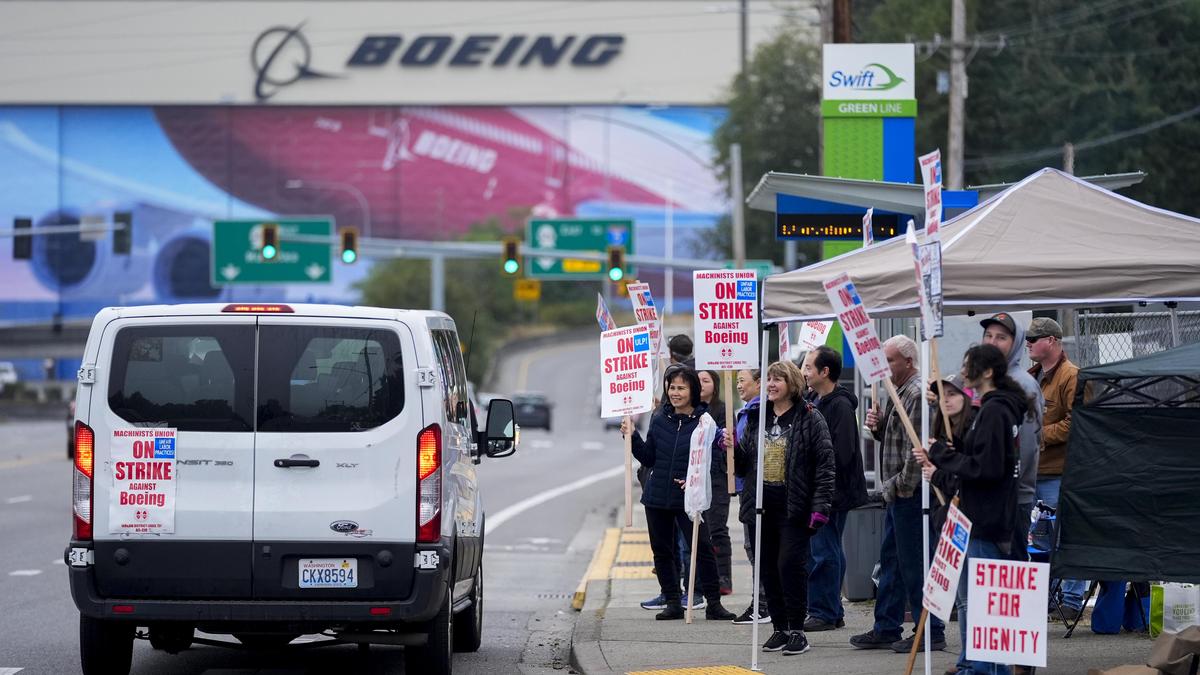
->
[801, 345, 869, 632]
[725, 361, 835, 656]
[622, 367, 737, 622]
[912, 344, 1029, 675]
[923, 375, 977, 534]
[698, 369, 734, 595]
[851, 335, 947, 654]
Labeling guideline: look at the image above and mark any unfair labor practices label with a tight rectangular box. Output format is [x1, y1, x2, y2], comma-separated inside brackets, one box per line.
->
[110, 428, 177, 534]
[693, 270, 760, 370]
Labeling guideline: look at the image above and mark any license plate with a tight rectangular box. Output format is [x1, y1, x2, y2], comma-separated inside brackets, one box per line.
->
[298, 558, 358, 588]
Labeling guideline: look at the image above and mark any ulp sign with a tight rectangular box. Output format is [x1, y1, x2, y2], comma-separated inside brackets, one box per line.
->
[600, 324, 653, 419]
[693, 270, 760, 371]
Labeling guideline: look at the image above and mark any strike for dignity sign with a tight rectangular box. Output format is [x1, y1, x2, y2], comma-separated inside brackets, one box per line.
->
[600, 324, 654, 418]
[967, 559, 1050, 668]
[110, 428, 177, 534]
[693, 269, 760, 370]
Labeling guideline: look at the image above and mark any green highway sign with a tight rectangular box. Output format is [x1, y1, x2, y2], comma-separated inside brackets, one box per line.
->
[525, 218, 635, 280]
[724, 259, 779, 280]
[211, 218, 333, 285]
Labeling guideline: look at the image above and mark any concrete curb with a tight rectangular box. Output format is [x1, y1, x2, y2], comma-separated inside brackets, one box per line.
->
[570, 578, 616, 675]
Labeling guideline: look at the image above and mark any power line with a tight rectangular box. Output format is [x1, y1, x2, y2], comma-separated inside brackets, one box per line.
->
[964, 104, 1200, 169]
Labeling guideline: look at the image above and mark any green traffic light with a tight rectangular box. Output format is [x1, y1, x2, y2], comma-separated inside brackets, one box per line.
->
[262, 244, 277, 260]
[609, 267, 624, 281]
[504, 259, 519, 274]
[342, 249, 357, 264]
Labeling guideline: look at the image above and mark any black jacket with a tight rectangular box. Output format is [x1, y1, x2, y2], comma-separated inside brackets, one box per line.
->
[929, 388, 1026, 545]
[733, 397, 836, 524]
[706, 400, 729, 482]
[631, 402, 713, 511]
[809, 386, 869, 512]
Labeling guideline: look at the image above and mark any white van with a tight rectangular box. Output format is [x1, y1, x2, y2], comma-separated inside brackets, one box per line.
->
[65, 303, 517, 675]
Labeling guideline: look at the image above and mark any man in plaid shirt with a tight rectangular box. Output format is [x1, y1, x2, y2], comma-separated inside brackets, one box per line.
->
[850, 335, 945, 653]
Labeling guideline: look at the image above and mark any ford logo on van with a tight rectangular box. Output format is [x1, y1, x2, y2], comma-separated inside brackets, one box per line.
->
[330, 520, 359, 534]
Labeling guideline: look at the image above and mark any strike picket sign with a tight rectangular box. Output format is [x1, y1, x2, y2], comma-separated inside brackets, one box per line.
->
[626, 281, 666, 360]
[110, 428, 178, 534]
[599, 324, 654, 419]
[920, 149, 943, 241]
[797, 320, 833, 350]
[966, 558, 1050, 668]
[822, 273, 889, 384]
[923, 502, 972, 622]
[693, 269, 760, 370]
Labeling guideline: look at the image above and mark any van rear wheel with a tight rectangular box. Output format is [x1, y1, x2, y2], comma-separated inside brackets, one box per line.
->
[453, 562, 483, 652]
[405, 585, 453, 675]
[80, 615, 134, 675]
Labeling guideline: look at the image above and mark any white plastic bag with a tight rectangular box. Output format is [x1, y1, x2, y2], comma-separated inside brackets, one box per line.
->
[1151, 582, 1200, 637]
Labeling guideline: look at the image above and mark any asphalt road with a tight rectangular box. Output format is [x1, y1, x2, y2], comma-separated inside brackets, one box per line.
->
[0, 333, 620, 674]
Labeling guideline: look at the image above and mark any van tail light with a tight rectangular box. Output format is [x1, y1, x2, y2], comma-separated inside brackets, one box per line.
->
[73, 421, 95, 540]
[416, 424, 442, 544]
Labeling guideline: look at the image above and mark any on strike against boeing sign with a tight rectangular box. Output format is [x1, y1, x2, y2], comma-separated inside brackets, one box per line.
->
[600, 324, 654, 419]
[693, 270, 760, 371]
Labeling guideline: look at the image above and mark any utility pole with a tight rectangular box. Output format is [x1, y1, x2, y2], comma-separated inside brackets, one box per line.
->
[1062, 142, 1075, 175]
[731, 144, 746, 268]
[739, 0, 748, 75]
[946, 0, 966, 189]
[833, 0, 852, 42]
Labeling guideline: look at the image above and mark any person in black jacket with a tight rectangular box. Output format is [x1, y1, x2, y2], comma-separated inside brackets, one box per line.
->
[699, 369, 733, 595]
[623, 366, 736, 621]
[726, 360, 836, 656]
[801, 345, 869, 632]
[914, 344, 1027, 675]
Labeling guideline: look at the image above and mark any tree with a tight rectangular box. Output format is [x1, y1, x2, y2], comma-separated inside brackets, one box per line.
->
[701, 17, 824, 266]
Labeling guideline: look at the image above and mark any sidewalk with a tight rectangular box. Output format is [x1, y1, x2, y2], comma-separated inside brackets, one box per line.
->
[570, 494, 1155, 675]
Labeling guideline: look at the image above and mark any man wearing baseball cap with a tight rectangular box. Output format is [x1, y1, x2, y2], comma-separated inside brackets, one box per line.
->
[1026, 317, 1086, 621]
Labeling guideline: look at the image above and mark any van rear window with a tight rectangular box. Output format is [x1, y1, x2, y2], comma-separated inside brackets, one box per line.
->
[257, 326, 405, 432]
[108, 325, 255, 431]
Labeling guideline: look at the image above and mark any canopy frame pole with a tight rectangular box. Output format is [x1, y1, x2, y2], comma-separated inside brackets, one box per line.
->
[919, 326, 932, 675]
[750, 328, 769, 672]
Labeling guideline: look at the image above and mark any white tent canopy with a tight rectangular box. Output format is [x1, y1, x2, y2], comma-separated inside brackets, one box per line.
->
[762, 168, 1200, 322]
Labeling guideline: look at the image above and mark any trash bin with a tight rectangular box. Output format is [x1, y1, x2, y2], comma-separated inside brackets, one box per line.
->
[843, 500, 885, 602]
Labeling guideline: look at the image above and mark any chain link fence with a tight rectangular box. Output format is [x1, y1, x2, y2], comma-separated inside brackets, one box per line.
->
[1067, 310, 1200, 368]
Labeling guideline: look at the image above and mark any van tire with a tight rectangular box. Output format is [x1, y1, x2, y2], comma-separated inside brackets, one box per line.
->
[80, 615, 134, 675]
[406, 585, 453, 675]
[453, 562, 483, 652]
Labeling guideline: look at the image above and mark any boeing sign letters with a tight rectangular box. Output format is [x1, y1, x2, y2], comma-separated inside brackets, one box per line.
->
[251, 26, 625, 101]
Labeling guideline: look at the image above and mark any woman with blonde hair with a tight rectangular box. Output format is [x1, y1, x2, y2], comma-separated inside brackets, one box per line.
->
[724, 360, 835, 656]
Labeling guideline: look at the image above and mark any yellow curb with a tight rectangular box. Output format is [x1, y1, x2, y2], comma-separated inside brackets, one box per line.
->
[572, 527, 622, 610]
[624, 662, 753, 667]
[612, 527, 656, 579]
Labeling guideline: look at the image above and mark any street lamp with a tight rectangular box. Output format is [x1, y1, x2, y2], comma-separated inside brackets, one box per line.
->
[284, 179, 373, 239]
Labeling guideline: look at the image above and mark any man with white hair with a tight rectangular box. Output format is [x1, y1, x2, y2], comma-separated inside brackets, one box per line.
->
[850, 335, 946, 653]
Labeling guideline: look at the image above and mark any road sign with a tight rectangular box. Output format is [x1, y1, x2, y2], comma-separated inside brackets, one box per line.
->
[514, 279, 541, 302]
[212, 218, 332, 285]
[723, 259, 777, 280]
[526, 218, 635, 280]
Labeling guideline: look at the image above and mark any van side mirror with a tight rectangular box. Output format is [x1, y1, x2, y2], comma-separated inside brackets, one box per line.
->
[482, 398, 517, 458]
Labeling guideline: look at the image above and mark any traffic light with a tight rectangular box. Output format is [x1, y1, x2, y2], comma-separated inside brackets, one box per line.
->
[502, 236, 521, 274]
[607, 245, 625, 281]
[339, 226, 359, 264]
[12, 217, 32, 260]
[260, 223, 279, 260]
[112, 211, 132, 255]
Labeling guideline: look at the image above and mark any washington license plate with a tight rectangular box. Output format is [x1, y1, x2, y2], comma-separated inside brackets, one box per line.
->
[299, 558, 358, 588]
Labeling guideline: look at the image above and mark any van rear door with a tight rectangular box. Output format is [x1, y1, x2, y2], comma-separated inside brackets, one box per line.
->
[250, 317, 420, 600]
[90, 316, 257, 598]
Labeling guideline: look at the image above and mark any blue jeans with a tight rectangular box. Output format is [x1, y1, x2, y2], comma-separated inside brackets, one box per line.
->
[955, 538, 1012, 675]
[873, 496, 945, 640]
[1036, 478, 1085, 610]
[808, 510, 848, 622]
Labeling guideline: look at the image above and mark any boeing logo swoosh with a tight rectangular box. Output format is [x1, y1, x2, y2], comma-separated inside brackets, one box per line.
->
[251, 24, 340, 101]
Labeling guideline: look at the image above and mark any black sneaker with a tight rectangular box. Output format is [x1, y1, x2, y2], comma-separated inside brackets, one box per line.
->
[655, 603, 684, 621]
[803, 616, 840, 632]
[733, 605, 772, 625]
[705, 600, 736, 621]
[890, 633, 947, 653]
[762, 630, 790, 652]
[850, 629, 902, 650]
[782, 631, 811, 656]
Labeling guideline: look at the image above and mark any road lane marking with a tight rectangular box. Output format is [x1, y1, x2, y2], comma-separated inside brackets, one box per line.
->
[0, 453, 59, 471]
[52, 558, 65, 565]
[581, 442, 605, 451]
[530, 440, 552, 449]
[4, 495, 32, 505]
[8, 570, 42, 576]
[486, 465, 623, 536]
[0, 668, 25, 675]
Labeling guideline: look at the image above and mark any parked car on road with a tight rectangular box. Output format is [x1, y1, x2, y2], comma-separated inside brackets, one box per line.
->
[66, 303, 517, 675]
[513, 392, 552, 431]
